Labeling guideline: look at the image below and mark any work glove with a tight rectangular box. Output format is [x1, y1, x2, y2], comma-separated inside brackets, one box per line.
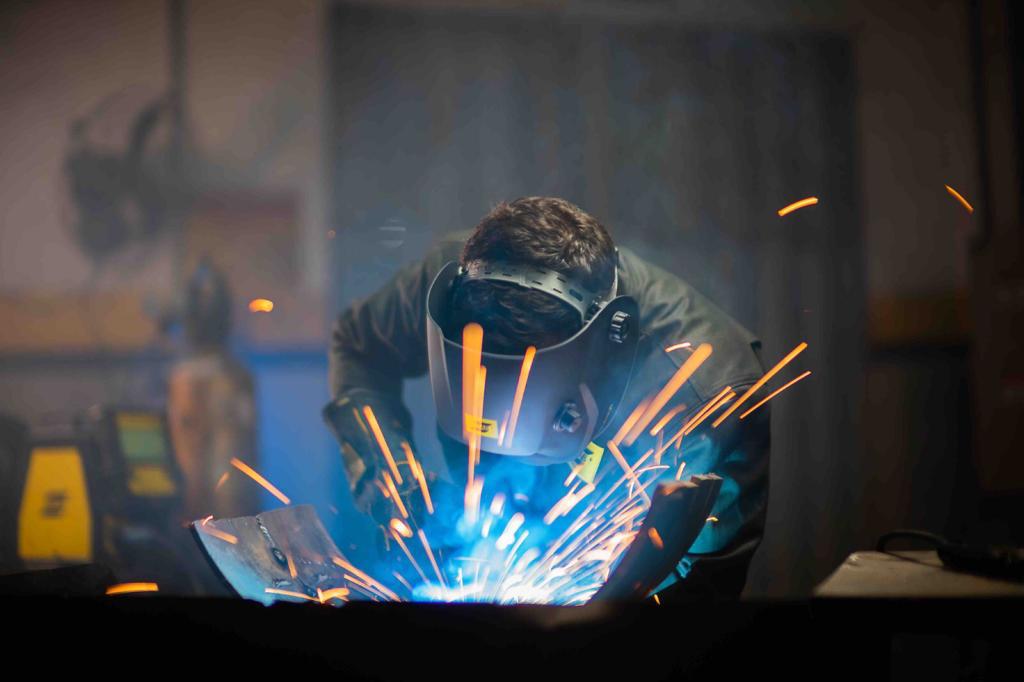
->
[322, 389, 429, 526]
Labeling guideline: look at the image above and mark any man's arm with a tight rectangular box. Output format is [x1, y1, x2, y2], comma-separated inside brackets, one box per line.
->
[324, 239, 458, 515]
[657, 400, 770, 598]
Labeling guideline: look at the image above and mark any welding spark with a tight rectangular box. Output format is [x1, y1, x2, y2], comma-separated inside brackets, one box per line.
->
[264, 587, 317, 602]
[462, 323, 483, 440]
[327, 409, 695, 605]
[390, 518, 413, 538]
[611, 394, 653, 446]
[664, 342, 692, 353]
[607, 441, 651, 506]
[495, 513, 526, 550]
[229, 457, 291, 505]
[712, 342, 808, 428]
[464, 476, 484, 524]
[623, 343, 713, 446]
[649, 403, 688, 436]
[944, 184, 974, 214]
[286, 552, 298, 579]
[739, 370, 812, 419]
[363, 405, 403, 485]
[653, 387, 732, 462]
[401, 442, 434, 514]
[332, 556, 400, 601]
[647, 527, 664, 550]
[248, 298, 274, 313]
[317, 587, 350, 603]
[383, 471, 409, 519]
[389, 530, 430, 586]
[505, 345, 536, 447]
[215, 471, 230, 490]
[201, 525, 239, 545]
[106, 582, 159, 595]
[777, 196, 819, 217]
[418, 529, 448, 592]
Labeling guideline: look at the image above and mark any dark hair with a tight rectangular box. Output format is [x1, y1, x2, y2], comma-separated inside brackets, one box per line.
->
[448, 197, 616, 354]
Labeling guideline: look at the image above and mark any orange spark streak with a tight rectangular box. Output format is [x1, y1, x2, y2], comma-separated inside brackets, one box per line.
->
[402, 442, 434, 514]
[286, 552, 298, 579]
[230, 457, 290, 504]
[317, 587, 350, 603]
[945, 184, 974, 213]
[707, 516, 719, 523]
[505, 345, 536, 447]
[264, 588, 317, 602]
[675, 460, 686, 480]
[331, 556, 400, 601]
[607, 441, 651, 506]
[653, 594, 661, 605]
[200, 515, 213, 526]
[497, 410, 510, 447]
[352, 407, 370, 436]
[684, 390, 734, 435]
[740, 370, 812, 420]
[712, 342, 808, 428]
[390, 518, 413, 538]
[611, 395, 653, 446]
[462, 323, 483, 440]
[383, 471, 409, 519]
[202, 526, 239, 545]
[623, 343, 713, 446]
[465, 476, 484, 524]
[390, 530, 429, 585]
[664, 342, 692, 353]
[543, 484, 595, 525]
[343, 573, 389, 601]
[418, 529, 447, 590]
[363, 405, 403, 485]
[777, 196, 819, 217]
[467, 365, 486, 490]
[473, 366, 486, 465]
[106, 582, 158, 595]
[647, 528, 664, 550]
[654, 386, 733, 461]
[215, 471, 230, 490]
[649, 403, 688, 436]
[392, 571, 414, 594]
[248, 298, 274, 313]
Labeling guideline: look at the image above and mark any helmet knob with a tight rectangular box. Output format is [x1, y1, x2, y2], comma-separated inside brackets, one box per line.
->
[609, 311, 631, 343]
[553, 402, 583, 433]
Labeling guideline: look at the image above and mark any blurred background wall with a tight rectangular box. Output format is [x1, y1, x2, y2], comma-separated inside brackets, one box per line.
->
[0, 0, 1014, 596]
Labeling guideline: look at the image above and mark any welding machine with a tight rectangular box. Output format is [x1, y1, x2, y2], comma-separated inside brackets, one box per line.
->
[16, 438, 99, 568]
[82, 405, 183, 521]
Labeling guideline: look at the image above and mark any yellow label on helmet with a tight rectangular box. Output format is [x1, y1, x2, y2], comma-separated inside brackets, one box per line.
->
[464, 414, 498, 439]
[572, 442, 604, 484]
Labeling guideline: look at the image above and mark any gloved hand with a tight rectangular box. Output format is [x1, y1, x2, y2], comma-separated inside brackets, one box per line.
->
[322, 390, 430, 525]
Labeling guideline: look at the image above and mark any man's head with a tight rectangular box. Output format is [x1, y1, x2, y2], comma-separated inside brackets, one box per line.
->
[447, 197, 617, 354]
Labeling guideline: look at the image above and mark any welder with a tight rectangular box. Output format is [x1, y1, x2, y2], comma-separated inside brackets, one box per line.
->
[323, 197, 769, 599]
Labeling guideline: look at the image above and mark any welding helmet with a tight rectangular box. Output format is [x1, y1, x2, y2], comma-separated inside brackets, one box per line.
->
[426, 256, 639, 464]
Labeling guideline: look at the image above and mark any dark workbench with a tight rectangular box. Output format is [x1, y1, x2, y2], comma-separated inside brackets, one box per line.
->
[4, 594, 1019, 680]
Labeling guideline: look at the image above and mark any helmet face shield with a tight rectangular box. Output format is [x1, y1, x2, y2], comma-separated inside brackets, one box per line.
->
[426, 262, 639, 463]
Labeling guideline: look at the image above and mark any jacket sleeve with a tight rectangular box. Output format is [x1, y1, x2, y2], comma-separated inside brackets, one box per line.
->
[656, 398, 771, 598]
[327, 241, 454, 423]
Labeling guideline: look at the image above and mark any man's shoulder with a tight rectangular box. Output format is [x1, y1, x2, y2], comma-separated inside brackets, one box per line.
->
[617, 246, 764, 404]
